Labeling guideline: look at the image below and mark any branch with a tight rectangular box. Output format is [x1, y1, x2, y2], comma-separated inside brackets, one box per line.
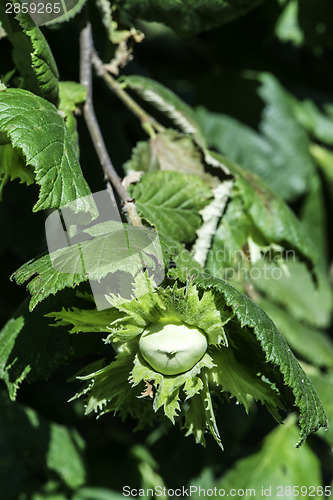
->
[91, 51, 165, 136]
[79, 18, 142, 227]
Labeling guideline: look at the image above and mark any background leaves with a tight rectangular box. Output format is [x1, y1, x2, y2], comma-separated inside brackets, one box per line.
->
[114, 0, 266, 36]
[0, 0, 333, 496]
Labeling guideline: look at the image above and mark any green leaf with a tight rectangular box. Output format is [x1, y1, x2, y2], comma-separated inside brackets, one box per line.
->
[129, 171, 212, 243]
[305, 368, 333, 447]
[206, 192, 265, 278]
[58, 81, 87, 156]
[258, 73, 315, 196]
[76, 351, 155, 427]
[105, 280, 230, 346]
[293, 99, 333, 146]
[0, 390, 85, 499]
[46, 306, 123, 334]
[130, 444, 167, 494]
[237, 172, 316, 265]
[114, 0, 266, 36]
[0, 88, 92, 212]
[209, 346, 283, 420]
[254, 260, 332, 329]
[310, 144, 333, 202]
[125, 129, 215, 186]
[218, 415, 322, 492]
[131, 351, 215, 424]
[0, 291, 105, 397]
[275, 0, 304, 47]
[196, 74, 316, 201]
[75, 281, 235, 446]
[41, 0, 88, 26]
[200, 373, 223, 449]
[124, 140, 151, 174]
[47, 424, 85, 489]
[12, 223, 168, 311]
[0, 143, 34, 199]
[0, 6, 59, 104]
[207, 152, 316, 270]
[183, 393, 210, 447]
[300, 176, 329, 268]
[258, 298, 333, 369]
[121, 75, 205, 144]
[0, 317, 26, 400]
[171, 268, 328, 446]
[73, 488, 126, 500]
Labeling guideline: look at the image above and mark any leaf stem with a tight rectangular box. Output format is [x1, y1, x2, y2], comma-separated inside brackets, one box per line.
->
[79, 17, 142, 227]
[91, 51, 165, 135]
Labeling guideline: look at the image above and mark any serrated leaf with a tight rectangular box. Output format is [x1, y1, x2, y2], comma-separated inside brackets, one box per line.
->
[218, 414, 322, 490]
[30, 0, 88, 26]
[131, 352, 215, 423]
[77, 351, 155, 427]
[0, 291, 105, 397]
[129, 171, 212, 243]
[305, 368, 333, 447]
[0, 88, 92, 212]
[121, 75, 205, 144]
[106, 280, 230, 346]
[170, 267, 327, 446]
[0, 317, 25, 399]
[114, 0, 265, 36]
[199, 274, 327, 445]
[201, 373, 223, 449]
[46, 306, 122, 334]
[183, 393, 209, 447]
[209, 346, 283, 420]
[0, 6, 59, 104]
[11, 223, 168, 311]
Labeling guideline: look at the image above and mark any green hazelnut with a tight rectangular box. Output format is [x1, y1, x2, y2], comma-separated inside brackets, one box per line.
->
[139, 322, 208, 376]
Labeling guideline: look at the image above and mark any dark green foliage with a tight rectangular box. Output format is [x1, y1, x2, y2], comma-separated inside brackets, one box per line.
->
[1, 0, 333, 496]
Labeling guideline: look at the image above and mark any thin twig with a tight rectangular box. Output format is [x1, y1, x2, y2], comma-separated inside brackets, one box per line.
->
[79, 19, 142, 227]
[92, 51, 165, 135]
